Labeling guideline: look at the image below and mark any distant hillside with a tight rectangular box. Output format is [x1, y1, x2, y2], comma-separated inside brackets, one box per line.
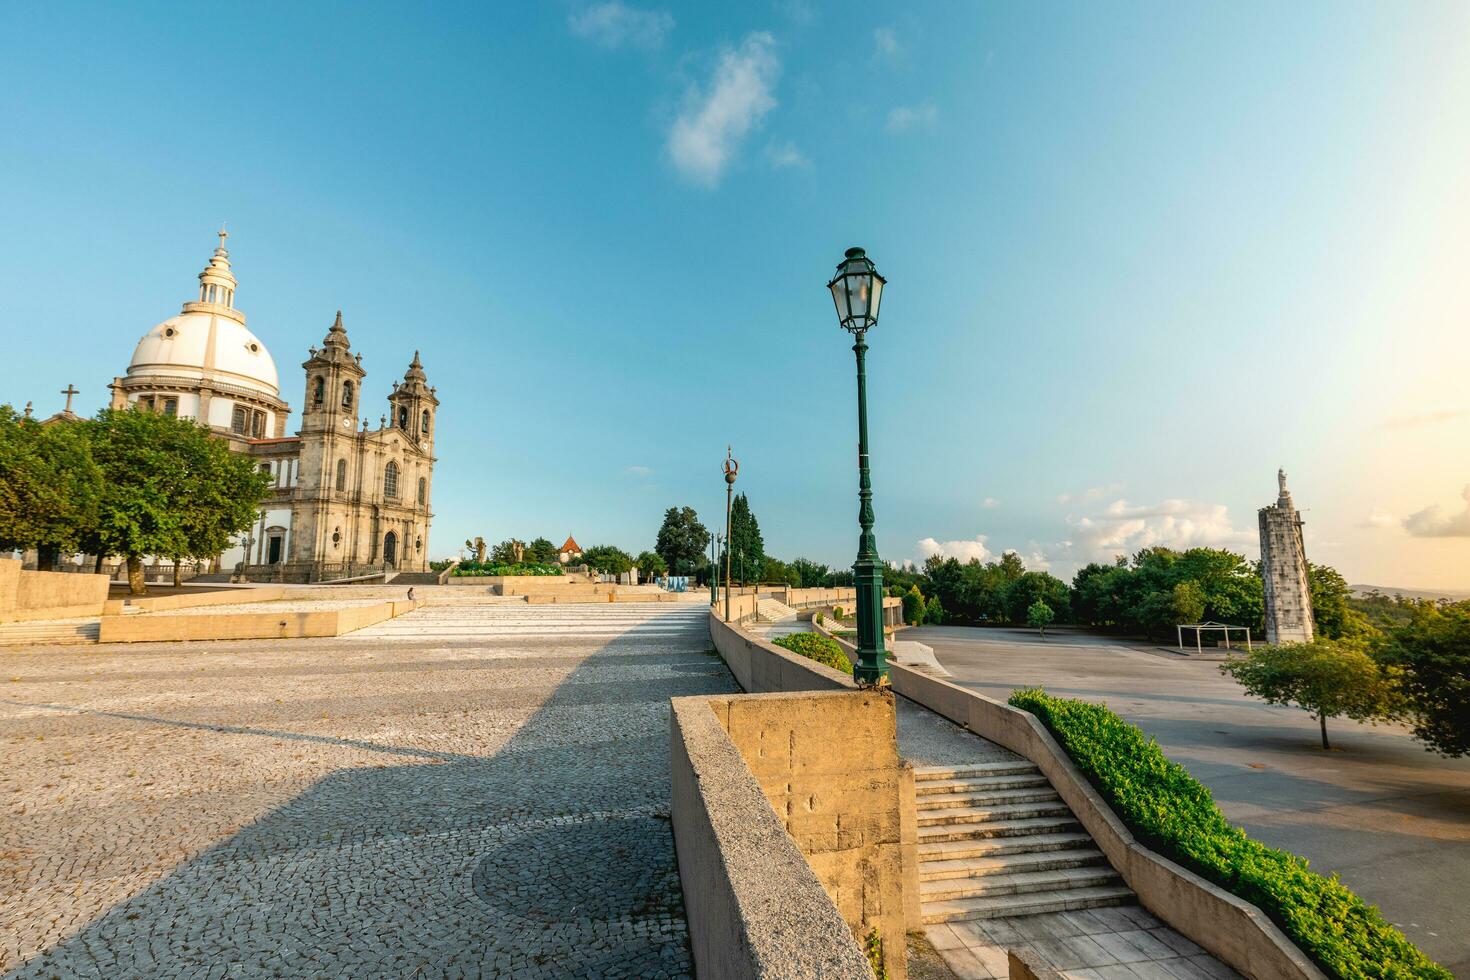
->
[1351, 584, 1470, 602]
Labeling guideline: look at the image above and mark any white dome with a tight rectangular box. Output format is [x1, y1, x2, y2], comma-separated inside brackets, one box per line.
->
[126, 310, 280, 397]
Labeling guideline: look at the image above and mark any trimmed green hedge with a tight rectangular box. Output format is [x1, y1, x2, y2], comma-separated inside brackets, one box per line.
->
[773, 632, 853, 675]
[1006, 688, 1448, 979]
[452, 561, 563, 577]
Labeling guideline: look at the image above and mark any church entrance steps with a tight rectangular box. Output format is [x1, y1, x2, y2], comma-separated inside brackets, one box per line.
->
[0, 619, 100, 645]
[913, 762, 1133, 925]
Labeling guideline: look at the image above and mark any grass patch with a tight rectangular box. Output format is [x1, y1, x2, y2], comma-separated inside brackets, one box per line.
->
[1007, 687, 1449, 979]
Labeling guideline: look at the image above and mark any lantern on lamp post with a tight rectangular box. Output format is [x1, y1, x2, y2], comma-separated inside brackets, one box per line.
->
[826, 246, 888, 685]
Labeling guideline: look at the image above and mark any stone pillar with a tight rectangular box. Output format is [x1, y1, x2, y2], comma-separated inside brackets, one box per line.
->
[1258, 470, 1314, 645]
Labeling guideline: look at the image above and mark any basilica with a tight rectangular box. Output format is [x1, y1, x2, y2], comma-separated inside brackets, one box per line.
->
[105, 231, 437, 577]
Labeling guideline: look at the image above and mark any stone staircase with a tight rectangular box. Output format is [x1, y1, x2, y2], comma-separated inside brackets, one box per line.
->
[0, 619, 101, 646]
[915, 761, 1133, 922]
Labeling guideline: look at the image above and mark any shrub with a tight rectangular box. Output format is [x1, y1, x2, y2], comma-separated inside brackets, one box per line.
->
[452, 561, 562, 577]
[814, 612, 824, 625]
[832, 605, 845, 619]
[773, 632, 852, 675]
[902, 586, 926, 626]
[1007, 688, 1449, 979]
[925, 596, 946, 625]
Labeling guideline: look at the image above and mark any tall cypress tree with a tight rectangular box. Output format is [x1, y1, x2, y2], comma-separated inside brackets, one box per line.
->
[726, 493, 765, 585]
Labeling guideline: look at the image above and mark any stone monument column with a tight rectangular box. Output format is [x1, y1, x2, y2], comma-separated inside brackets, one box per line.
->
[1258, 469, 1315, 645]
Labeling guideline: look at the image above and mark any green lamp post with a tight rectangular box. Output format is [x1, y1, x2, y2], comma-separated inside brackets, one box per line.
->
[827, 246, 888, 685]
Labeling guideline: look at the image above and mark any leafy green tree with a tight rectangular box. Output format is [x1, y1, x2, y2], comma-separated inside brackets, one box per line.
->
[761, 556, 799, 586]
[1171, 581, 1206, 625]
[1376, 601, 1470, 757]
[655, 506, 710, 576]
[1004, 571, 1071, 626]
[1027, 599, 1055, 638]
[726, 493, 765, 585]
[490, 538, 527, 563]
[525, 536, 558, 564]
[788, 557, 831, 588]
[580, 544, 633, 575]
[1220, 640, 1405, 750]
[0, 407, 101, 569]
[635, 550, 667, 583]
[925, 595, 946, 625]
[902, 585, 926, 625]
[88, 408, 268, 595]
[1307, 562, 1372, 640]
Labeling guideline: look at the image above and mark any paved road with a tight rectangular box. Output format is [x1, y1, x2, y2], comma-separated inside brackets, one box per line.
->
[1, 601, 728, 978]
[908, 625, 1470, 975]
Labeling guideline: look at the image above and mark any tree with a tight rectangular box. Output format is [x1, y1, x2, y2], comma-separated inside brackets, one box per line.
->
[727, 493, 765, 584]
[902, 585, 926, 626]
[925, 595, 946, 625]
[1220, 640, 1405, 750]
[1027, 599, 1055, 638]
[761, 556, 799, 586]
[0, 407, 101, 569]
[490, 538, 526, 564]
[1376, 601, 1470, 757]
[580, 544, 633, 575]
[1004, 571, 1071, 626]
[88, 408, 268, 595]
[525, 537, 558, 564]
[1171, 581, 1206, 625]
[655, 506, 710, 576]
[788, 557, 831, 588]
[635, 550, 667, 583]
[1308, 562, 1372, 640]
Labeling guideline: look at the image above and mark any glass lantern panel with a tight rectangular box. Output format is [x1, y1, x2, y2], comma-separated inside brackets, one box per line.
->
[866, 276, 883, 325]
[830, 278, 850, 324]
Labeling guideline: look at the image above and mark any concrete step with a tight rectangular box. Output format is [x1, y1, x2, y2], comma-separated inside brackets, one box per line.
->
[914, 762, 1038, 782]
[919, 832, 1096, 863]
[917, 787, 1061, 810]
[0, 621, 100, 645]
[921, 885, 1135, 923]
[919, 847, 1108, 882]
[918, 816, 1083, 844]
[921, 865, 1123, 902]
[915, 773, 1051, 796]
[916, 800, 1071, 826]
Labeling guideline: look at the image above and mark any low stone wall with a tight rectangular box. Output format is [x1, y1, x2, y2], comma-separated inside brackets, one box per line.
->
[103, 585, 286, 615]
[0, 559, 109, 623]
[671, 689, 913, 979]
[96, 599, 422, 644]
[708, 610, 855, 693]
[888, 663, 1326, 980]
[524, 592, 677, 604]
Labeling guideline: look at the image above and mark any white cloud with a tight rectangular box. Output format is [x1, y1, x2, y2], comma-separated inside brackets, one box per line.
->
[873, 26, 903, 63]
[885, 101, 937, 134]
[982, 497, 1000, 509]
[1062, 497, 1254, 565]
[764, 139, 810, 169]
[1057, 482, 1122, 506]
[625, 465, 653, 477]
[1384, 409, 1468, 430]
[668, 33, 780, 187]
[568, 3, 673, 50]
[916, 535, 994, 564]
[1360, 508, 1398, 529]
[1403, 485, 1470, 538]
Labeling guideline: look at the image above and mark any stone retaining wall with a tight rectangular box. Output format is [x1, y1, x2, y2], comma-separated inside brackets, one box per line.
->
[888, 662, 1326, 980]
[102, 585, 286, 615]
[708, 609, 855, 693]
[0, 559, 109, 623]
[97, 599, 423, 644]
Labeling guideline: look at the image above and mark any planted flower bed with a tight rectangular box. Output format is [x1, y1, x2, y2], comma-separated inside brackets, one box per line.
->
[452, 561, 563, 577]
[773, 632, 853, 676]
[1007, 688, 1448, 979]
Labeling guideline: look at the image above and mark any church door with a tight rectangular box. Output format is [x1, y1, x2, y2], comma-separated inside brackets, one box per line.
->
[267, 535, 283, 565]
[383, 531, 398, 569]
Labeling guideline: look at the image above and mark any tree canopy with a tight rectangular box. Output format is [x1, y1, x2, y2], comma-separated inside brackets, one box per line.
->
[580, 544, 634, 575]
[726, 493, 764, 583]
[0, 405, 101, 568]
[654, 506, 709, 576]
[1376, 600, 1470, 758]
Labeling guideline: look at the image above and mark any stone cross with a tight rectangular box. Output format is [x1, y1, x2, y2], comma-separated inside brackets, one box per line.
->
[61, 384, 79, 413]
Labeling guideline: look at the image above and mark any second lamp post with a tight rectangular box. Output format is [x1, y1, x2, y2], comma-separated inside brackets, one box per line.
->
[827, 246, 888, 685]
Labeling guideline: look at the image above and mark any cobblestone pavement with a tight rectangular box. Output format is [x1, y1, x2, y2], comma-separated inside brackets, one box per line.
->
[1, 602, 731, 978]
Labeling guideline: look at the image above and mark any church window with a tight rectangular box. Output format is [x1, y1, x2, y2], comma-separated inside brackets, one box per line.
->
[259, 463, 272, 477]
[384, 461, 400, 499]
[163, 398, 178, 416]
[231, 405, 247, 434]
[250, 410, 266, 438]
[342, 380, 354, 408]
[397, 407, 409, 429]
[313, 377, 325, 406]
[421, 410, 430, 435]
[335, 458, 347, 491]
[417, 477, 426, 505]
[137, 395, 155, 412]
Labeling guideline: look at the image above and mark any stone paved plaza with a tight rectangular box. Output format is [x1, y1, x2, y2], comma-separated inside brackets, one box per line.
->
[1, 601, 729, 978]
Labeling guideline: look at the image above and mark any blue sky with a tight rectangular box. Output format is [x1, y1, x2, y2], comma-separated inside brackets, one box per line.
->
[3, 2, 1468, 587]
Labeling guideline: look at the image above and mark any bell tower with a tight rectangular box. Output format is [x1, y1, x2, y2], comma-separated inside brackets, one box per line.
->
[300, 311, 366, 436]
[387, 351, 439, 450]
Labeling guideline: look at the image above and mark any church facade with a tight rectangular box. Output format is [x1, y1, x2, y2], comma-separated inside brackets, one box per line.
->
[107, 232, 437, 576]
